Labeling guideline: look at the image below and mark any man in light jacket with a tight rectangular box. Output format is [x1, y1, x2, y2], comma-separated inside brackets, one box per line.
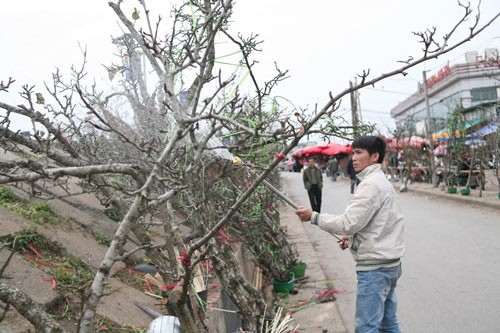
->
[296, 135, 405, 333]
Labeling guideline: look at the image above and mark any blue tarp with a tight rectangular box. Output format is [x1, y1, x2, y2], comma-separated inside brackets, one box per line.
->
[475, 120, 499, 137]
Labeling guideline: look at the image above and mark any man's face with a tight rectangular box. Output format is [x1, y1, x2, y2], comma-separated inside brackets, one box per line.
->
[352, 148, 379, 173]
[307, 159, 315, 168]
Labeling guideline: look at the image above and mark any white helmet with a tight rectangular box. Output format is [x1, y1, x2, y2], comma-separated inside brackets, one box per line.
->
[147, 316, 182, 333]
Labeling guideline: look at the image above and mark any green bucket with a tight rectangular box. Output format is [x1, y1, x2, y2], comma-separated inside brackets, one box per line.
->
[272, 272, 295, 294]
[447, 187, 457, 194]
[290, 261, 307, 279]
[460, 188, 470, 196]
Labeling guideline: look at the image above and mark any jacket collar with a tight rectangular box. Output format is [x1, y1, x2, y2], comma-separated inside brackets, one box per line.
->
[356, 163, 381, 182]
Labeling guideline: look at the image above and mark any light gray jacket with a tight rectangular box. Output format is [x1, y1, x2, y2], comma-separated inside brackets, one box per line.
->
[311, 164, 405, 271]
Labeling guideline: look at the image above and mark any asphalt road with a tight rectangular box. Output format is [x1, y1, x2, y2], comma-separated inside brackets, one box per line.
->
[282, 171, 500, 333]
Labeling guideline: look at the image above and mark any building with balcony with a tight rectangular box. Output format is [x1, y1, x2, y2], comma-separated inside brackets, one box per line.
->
[390, 48, 500, 137]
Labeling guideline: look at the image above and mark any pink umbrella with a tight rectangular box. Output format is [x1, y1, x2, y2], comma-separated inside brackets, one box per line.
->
[388, 136, 429, 149]
[433, 144, 447, 156]
[405, 136, 429, 147]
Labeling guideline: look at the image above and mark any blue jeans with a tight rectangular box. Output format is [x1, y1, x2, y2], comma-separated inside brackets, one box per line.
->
[355, 264, 402, 333]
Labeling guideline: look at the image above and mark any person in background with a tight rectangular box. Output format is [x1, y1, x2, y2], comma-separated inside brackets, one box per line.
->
[347, 156, 357, 194]
[295, 135, 405, 333]
[388, 151, 400, 181]
[302, 158, 323, 213]
[327, 156, 339, 181]
[293, 158, 303, 172]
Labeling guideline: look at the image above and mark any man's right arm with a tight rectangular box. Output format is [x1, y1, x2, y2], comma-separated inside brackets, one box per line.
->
[314, 184, 379, 235]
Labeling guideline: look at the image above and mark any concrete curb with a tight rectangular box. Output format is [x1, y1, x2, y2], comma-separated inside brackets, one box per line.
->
[395, 183, 500, 212]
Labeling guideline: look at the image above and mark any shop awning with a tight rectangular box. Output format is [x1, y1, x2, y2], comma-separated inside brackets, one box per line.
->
[432, 118, 485, 141]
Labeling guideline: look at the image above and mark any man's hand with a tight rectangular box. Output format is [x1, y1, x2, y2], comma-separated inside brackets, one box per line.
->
[338, 236, 349, 250]
[295, 206, 313, 222]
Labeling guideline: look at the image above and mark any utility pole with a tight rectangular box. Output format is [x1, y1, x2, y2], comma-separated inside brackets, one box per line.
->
[355, 77, 363, 124]
[422, 71, 438, 187]
[350, 81, 360, 138]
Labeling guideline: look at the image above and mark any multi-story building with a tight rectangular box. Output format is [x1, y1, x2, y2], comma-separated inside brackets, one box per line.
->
[390, 48, 500, 138]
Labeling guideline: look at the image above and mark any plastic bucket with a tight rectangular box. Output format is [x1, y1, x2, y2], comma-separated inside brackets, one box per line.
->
[272, 272, 295, 293]
[290, 262, 307, 279]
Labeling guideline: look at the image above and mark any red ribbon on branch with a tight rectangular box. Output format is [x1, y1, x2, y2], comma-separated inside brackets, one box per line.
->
[275, 153, 286, 159]
[42, 278, 57, 291]
[178, 250, 192, 267]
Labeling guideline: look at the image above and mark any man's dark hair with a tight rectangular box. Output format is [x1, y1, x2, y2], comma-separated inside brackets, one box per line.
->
[351, 136, 386, 163]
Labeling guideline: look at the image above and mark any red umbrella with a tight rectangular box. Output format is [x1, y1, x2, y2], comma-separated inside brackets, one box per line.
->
[322, 143, 352, 156]
[301, 145, 325, 156]
[291, 148, 304, 158]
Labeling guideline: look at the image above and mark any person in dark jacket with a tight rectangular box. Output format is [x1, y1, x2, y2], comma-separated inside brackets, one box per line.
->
[303, 158, 323, 212]
[347, 156, 357, 194]
[327, 157, 339, 181]
[293, 158, 303, 172]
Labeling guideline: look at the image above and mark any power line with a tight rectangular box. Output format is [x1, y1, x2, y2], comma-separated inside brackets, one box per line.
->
[361, 108, 393, 116]
[363, 87, 413, 96]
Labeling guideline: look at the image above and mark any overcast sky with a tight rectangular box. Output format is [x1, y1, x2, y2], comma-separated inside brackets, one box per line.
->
[1, 0, 499, 136]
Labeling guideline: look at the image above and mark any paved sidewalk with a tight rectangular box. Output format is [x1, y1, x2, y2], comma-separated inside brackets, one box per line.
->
[280, 203, 347, 333]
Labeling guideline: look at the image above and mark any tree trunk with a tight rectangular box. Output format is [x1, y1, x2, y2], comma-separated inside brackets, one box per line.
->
[78, 195, 145, 333]
[209, 241, 268, 332]
[0, 282, 66, 333]
[168, 281, 206, 333]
